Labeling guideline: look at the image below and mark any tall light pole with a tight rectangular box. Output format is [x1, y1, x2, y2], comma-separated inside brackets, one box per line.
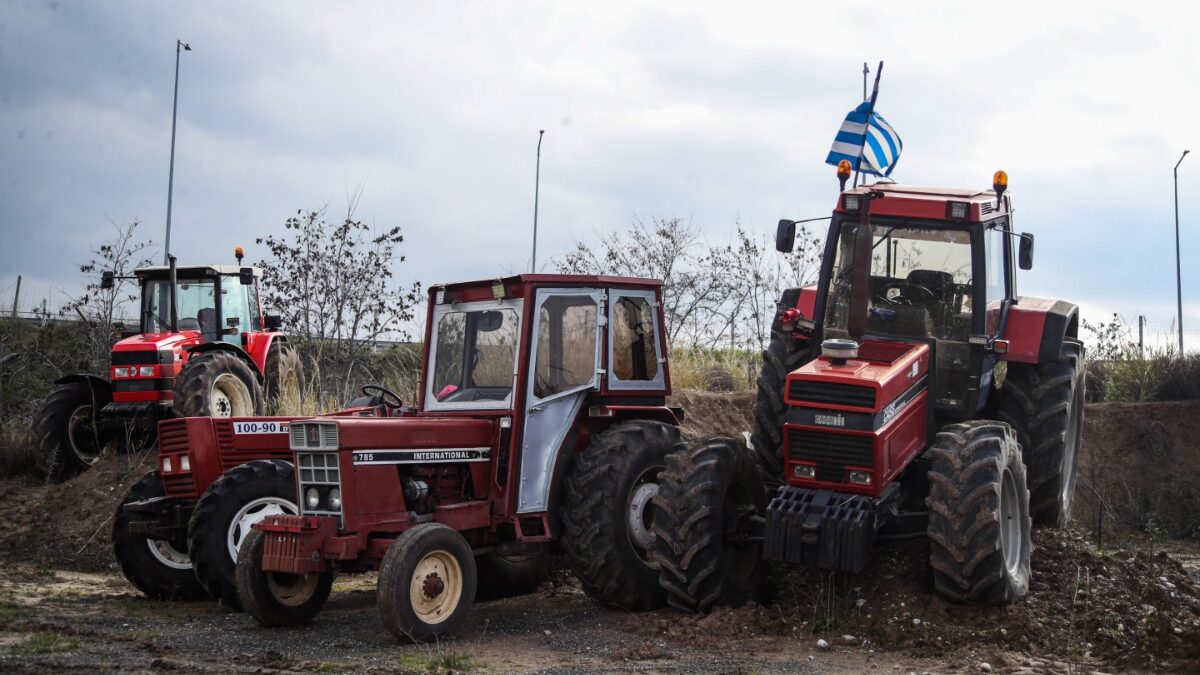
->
[531, 129, 545, 273]
[164, 40, 191, 264]
[1174, 149, 1189, 355]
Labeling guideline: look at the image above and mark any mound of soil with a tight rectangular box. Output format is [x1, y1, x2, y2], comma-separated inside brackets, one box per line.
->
[667, 389, 754, 440]
[0, 454, 152, 572]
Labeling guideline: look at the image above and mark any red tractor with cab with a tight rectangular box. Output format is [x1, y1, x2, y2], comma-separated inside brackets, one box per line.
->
[35, 249, 304, 481]
[112, 387, 398, 607]
[652, 167, 1085, 610]
[235, 274, 683, 641]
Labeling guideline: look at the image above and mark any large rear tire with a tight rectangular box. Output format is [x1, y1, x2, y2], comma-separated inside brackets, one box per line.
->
[112, 470, 209, 600]
[995, 339, 1085, 527]
[474, 549, 554, 601]
[378, 523, 477, 642]
[36, 380, 111, 482]
[560, 420, 681, 610]
[652, 436, 767, 612]
[927, 421, 1031, 605]
[236, 529, 333, 627]
[264, 341, 305, 414]
[189, 460, 298, 610]
[174, 351, 263, 418]
[750, 331, 808, 481]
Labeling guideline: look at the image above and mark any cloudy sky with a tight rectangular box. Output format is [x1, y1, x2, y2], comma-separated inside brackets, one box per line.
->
[1, 1, 1197, 345]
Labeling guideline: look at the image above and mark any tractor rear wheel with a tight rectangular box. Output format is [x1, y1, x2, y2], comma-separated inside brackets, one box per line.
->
[560, 420, 682, 611]
[927, 421, 1031, 605]
[652, 436, 767, 612]
[174, 351, 263, 418]
[112, 470, 208, 600]
[378, 523, 477, 642]
[36, 380, 111, 481]
[264, 341, 305, 414]
[474, 549, 554, 601]
[236, 529, 334, 627]
[750, 331, 808, 481]
[189, 460, 297, 610]
[995, 339, 1085, 527]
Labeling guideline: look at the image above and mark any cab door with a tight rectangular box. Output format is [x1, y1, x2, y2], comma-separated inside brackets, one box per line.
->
[516, 288, 603, 514]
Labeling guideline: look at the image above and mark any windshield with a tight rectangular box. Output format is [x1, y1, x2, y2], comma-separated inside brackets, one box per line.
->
[822, 220, 975, 407]
[427, 303, 520, 409]
[142, 279, 220, 339]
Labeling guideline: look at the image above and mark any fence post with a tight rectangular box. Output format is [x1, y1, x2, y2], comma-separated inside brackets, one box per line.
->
[1138, 315, 1145, 358]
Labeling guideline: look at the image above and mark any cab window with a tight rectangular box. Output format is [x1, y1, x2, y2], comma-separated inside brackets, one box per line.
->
[610, 295, 661, 384]
[533, 296, 599, 399]
[220, 276, 255, 345]
[428, 306, 520, 408]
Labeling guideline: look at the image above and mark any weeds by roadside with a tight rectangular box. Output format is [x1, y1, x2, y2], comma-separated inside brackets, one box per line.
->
[12, 631, 77, 655]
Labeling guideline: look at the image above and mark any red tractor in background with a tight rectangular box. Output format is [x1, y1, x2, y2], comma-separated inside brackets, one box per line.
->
[112, 388, 401, 608]
[652, 167, 1085, 610]
[234, 274, 684, 641]
[35, 248, 305, 481]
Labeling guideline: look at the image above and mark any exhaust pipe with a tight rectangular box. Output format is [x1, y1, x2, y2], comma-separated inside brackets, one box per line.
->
[168, 254, 179, 333]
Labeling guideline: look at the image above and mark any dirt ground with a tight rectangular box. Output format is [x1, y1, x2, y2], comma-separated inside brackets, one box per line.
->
[1, 393, 1199, 673]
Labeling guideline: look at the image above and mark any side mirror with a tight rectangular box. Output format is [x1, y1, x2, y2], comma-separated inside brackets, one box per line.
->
[1018, 233, 1034, 270]
[264, 314, 283, 331]
[100, 271, 114, 290]
[775, 219, 796, 253]
[239, 267, 255, 285]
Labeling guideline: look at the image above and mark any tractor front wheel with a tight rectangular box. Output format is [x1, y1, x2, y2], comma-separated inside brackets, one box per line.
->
[264, 341, 305, 414]
[235, 529, 333, 627]
[174, 351, 263, 418]
[750, 331, 808, 481]
[189, 460, 297, 609]
[652, 436, 767, 612]
[927, 421, 1031, 605]
[112, 470, 209, 600]
[36, 380, 111, 481]
[377, 523, 477, 642]
[560, 420, 682, 610]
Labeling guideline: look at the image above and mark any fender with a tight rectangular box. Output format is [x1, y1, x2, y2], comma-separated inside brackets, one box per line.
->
[185, 342, 264, 381]
[53, 373, 113, 396]
[772, 285, 820, 333]
[1001, 298, 1079, 365]
[242, 331, 288, 375]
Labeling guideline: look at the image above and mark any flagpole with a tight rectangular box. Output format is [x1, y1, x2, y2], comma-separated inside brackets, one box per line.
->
[854, 61, 884, 189]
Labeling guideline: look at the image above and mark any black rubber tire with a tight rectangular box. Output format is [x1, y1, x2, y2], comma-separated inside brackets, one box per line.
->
[750, 331, 808, 481]
[378, 523, 477, 642]
[112, 470, 209, 600]
[174, 350, 263, 418]
[235, 528, 334, 627]
[474, 549, 554, 601]
[927, 421, 1032, 605]
[994, 339, 1085, 528]
[559, 420, 682, 611]
[263, 341, 305, 414]
[189, 459, 298, 610]
[651, 436, 768, 612]
[36, 380, 111, 482]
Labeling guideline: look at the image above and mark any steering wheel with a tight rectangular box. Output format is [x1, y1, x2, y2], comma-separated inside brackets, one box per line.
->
[360, 384, 402, 408]
[878, 281, 937, 307]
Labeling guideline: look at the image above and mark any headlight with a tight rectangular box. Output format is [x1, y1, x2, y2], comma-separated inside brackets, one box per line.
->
[161, 457, 172, 473]
[180, 455, 190, 472]
[138, 366, 156, 377]
[328, 488, 341, 510]
[114, 367, 130, 378]
[305, 487, 320, 509]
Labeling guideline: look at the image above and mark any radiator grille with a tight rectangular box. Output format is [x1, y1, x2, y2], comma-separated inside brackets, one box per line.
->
[162, 473, 196, 495]
[290, 422, 339, 450]
[787, 428, 874, 483]
[158, 419, 189, 453]
[297, 452, 343, 522]
[789, 380, 876, 409]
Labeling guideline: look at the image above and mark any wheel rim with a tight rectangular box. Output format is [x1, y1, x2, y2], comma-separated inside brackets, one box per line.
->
[409, 549, 463, 625]
[625, 466, 661, 564]
[227, 497, 297, 562]
[67, 404, 102, 464]
[210, 374, 253, 417]
[1061, 382, 1084, 511]
[266, 571, 320, 607]
[1000, 467, 1022, 575]
[146, 538, 192, 570]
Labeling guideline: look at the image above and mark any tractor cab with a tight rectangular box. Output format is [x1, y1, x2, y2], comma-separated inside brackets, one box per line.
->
[134, 264, 267, 344]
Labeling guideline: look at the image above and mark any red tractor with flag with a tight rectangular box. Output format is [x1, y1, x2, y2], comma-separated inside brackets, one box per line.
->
[233, 274, 684, 641]
[35, 249, 304, 481]
[652, 165, 1085, 609]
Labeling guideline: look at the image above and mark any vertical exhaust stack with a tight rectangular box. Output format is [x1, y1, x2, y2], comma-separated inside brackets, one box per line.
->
[847, 191, 880, 341]
[168, 254, 179, 333]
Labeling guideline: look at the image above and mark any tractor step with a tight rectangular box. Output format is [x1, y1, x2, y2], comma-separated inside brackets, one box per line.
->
[763, 486, 888, 574]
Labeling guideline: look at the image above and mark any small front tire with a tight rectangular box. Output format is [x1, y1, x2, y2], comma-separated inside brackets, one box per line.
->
[235, 529, 333, 627]
[377, 523, 477, 642]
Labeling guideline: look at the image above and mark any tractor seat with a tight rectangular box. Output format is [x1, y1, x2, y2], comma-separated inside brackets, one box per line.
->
[197, 308, 217, 334]
[905, 269, 954, 302]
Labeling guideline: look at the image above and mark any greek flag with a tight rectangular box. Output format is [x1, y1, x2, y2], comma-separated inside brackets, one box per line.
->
[825, 101, 904, 177]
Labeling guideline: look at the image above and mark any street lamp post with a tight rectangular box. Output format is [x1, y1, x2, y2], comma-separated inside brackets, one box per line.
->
[531, 130, 544, 273]
[1174, 149, 1189, 355]
[164, 40, 191, 264]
